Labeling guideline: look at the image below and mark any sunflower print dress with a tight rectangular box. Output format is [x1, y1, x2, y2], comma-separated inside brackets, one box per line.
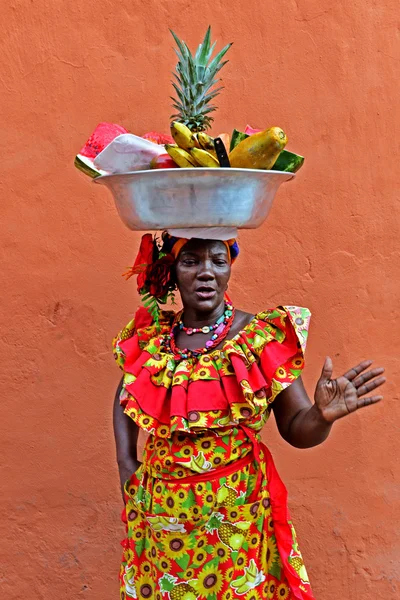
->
[113, 306, 315, 600]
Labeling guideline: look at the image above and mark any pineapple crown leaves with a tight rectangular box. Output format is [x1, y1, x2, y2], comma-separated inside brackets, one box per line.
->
[170, 26, 232, 131]
[205, 511, 224, 533]
[159, 573, 178, 593]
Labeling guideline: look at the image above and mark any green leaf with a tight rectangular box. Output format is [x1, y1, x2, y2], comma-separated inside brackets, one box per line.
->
[206, 45, 232, 77]
[171, 83, 185, 103]
[135, 540, 146, 558]
[170, 30, 189, 60]
[176, 553, 190, 571]
[181, 489, 196, 508]
[269, 561, 282, 580]
[196, 26, 212, 66]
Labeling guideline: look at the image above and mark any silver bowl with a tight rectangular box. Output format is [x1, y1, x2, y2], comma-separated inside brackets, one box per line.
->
[94, 168, 295, 230]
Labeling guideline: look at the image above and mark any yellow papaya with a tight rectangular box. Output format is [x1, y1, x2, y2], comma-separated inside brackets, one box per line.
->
[229, 127, 287, 170]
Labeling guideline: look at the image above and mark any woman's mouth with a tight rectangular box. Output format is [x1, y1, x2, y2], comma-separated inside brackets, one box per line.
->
[195, 287, 217, 300]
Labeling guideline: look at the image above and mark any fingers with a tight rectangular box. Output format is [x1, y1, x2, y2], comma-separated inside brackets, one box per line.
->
[356, 375, 386, 397]
[357, 395, 384, 409]
[320, 356, 333, 381]
[343, 360, 373, 381]
[353, 367, 385, 389]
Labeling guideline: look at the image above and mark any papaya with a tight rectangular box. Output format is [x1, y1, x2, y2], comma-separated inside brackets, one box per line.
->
[229, 127, 287, 170]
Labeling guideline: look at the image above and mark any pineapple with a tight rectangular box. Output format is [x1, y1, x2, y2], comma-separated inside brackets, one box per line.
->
[288, 528, 310, 584]
[216, 483, 237, 506]
[288, 552, 310, 584]
[170, 26, 232, 132]
[205, 512, 250, 550]
[159, 573, 197, 600]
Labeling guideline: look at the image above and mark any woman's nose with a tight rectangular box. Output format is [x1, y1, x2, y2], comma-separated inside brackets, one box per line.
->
[197, 260, 215, 280]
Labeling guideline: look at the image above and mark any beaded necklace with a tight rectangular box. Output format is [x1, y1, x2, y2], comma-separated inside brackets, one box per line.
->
[177, 302, 233, 335]
[164, 304, 236, 359]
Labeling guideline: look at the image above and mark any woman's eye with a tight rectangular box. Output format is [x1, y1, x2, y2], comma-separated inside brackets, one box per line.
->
[183, 260, 196, 266]
[214, 260, 227, 266]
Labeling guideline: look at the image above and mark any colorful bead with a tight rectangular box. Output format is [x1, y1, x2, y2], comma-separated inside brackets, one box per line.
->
[167, 304, 236, 359]
[178, 302, 233, 336]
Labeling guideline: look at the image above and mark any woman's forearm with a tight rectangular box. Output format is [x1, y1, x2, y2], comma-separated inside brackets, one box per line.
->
[113, 378, 141, 491]
[273, 378, 333, 449]
[283, 404, 332, 448]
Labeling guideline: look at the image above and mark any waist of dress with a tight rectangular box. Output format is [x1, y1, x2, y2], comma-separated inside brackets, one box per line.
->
[143, 450, 255, 483]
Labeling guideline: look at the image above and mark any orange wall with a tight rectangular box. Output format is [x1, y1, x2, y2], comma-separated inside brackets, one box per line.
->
[1, 1, 399, 598]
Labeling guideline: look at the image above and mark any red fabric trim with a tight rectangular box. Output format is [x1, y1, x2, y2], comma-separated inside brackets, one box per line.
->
[263, 443, 315, 599]
[134, 306, 153, 330]
[260, 325, 299, 383]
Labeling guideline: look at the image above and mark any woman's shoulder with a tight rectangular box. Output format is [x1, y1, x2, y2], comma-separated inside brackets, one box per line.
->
[113, 307, 175, 358]
[231, 309, 255, 334]
[226, 305, 311, 352]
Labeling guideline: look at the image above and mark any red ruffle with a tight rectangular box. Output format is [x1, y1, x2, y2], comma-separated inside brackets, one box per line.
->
[113, 306, 311, 434]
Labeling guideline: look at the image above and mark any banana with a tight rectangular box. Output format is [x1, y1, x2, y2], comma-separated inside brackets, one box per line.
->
[147, 516, 163, 530]
[197, 132, 217, 158]
[170, 121, 196, 151]
[245, 571, 257, 585]
[191, 133, 202, 149]
[247, 560, 258, 578]
[231, 575, 247, 588]
[217, 414, 233, 427]
[165, 144, 197, 168]
[189, 451, 212, 473]
[237, 583, 251, 594]
[190, 147, 220, 168]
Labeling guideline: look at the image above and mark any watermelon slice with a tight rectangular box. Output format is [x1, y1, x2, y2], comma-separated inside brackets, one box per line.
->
[75, 122, 128, 178]
[142, 131, 174, 145]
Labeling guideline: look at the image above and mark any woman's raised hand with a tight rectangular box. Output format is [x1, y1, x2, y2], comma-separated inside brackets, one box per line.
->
[314, 357, 386, 424]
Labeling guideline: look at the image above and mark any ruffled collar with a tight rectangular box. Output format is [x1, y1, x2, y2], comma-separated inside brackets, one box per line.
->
[113, 306, 311, 436]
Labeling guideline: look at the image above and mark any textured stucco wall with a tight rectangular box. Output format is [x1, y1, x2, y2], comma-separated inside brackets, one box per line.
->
[1, 1, 399, 598]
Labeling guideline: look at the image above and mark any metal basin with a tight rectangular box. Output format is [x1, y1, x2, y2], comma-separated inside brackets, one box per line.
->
[94, 168, 295, 230]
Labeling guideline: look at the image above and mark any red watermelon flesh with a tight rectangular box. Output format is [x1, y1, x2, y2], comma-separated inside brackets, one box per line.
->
[142, 131, 174, 145]
[75, 122, 128, 178]
[80, 122, 128, 158]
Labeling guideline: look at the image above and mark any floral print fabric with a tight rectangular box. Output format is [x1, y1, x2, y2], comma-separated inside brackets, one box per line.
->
[114, 306, 315, 599]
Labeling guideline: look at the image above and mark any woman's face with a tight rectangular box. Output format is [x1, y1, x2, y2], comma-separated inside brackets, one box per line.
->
[175, 239, 231, 314]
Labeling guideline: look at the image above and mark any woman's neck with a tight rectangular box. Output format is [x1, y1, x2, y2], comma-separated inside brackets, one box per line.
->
[181, 301, 226, 328]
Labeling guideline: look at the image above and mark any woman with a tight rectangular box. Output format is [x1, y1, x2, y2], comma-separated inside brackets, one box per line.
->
[113, 234, 385, 600]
